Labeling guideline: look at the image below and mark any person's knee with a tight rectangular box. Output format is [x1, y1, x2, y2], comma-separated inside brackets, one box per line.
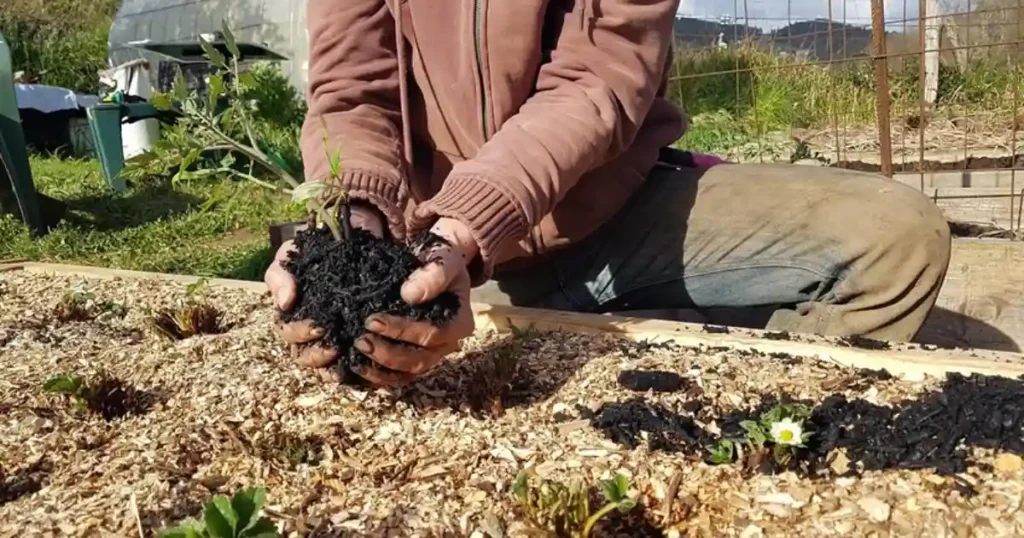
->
[873, 184, 952, 281]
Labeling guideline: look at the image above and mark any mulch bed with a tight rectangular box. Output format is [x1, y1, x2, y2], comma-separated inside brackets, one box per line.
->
[2, 270, 1023, 537]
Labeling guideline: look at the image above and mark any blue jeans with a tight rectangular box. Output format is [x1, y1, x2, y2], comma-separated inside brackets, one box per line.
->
[475, 162, 952, 342]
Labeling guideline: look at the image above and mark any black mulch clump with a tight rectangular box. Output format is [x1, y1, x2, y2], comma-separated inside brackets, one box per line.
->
[588, 371, 1024, 477]
[806, 372, 1024, 475]
[617, 369, 686, 393]
[618, 339, 679, 359]
[582, 398, 706, 453]
[837, 335, 891, 351]
[281, 227, 460, 371]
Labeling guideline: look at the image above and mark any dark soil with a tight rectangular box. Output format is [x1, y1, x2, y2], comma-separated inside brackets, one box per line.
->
[281, 227, 460, 373]
[833, 155, 1024, 173]
[617, 339, 680, 359]
[807, 372, 1024, 475]
[80, 374, 157, 421]
[0, 460, 50, 505]
[589, 367, 1024, 476]
[762, 331, 792, 341]
[255, 432, 325, 469]
[617, 370, 687, 393]
[702, 324, 731, 334]
[949, 220, 1019, 239]
[583, 398, 704, 453]
[837, 335, 891, 351]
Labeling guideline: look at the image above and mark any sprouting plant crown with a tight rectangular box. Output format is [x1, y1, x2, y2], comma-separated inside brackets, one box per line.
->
[512, 471, 637, 537]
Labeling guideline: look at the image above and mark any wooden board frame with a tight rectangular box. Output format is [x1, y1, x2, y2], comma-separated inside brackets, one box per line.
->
[3, 261, 1024, 382]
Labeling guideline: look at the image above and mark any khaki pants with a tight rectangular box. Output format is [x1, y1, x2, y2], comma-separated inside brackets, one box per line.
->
[476, 162, 952, 342]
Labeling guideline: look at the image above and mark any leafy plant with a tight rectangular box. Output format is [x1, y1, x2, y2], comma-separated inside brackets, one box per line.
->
[159, 487, 278, 538]
[42, 371, 152, 420]
[149, 277, 226, 340]
[124, 21, 350, 241]
[512, 471, 637, 537]
[706, 438, 735, 464]
[53, 288, 127, 322]
[707, 403, 813, 468]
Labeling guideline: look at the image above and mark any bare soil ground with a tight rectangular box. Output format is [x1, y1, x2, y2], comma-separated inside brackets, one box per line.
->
[2, 270, 1023, 538]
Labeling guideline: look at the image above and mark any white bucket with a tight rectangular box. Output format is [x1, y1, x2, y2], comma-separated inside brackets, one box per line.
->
[101, 60, 161, 160]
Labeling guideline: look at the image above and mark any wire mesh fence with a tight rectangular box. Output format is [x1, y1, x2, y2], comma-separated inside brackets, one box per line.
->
[669, 0, 1023, 233]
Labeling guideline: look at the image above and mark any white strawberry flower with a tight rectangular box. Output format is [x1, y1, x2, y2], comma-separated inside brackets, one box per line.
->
[769, 417, 804, 446]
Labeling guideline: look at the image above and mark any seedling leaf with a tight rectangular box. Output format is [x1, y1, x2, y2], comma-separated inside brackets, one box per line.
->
[208, 74, 225, 111]
[221, 21, 240, 59]
[239, 518, 278, 538]
[158, 520, 205, 538]
[232, 487, 266, 532]
[43, 374, 83, 395]
[203, 495, 235, 537]
[291, 181, 329, 204]
[740, 420, 769, 447]
[199, 36, 227, 68]
[172, 67, 188, 102]
[186, 277, 211, 299]
[707, 438, 735, 464]
[151, 93, 173, 111]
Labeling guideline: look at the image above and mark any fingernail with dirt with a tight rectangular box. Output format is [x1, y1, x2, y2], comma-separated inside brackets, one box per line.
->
[354, 338, 374, 355]
[402, 282, 428, 303]
[365, 318, 386, 333]
[277, 289, 293, 310]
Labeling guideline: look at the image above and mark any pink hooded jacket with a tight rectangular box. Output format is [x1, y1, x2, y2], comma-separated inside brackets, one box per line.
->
[301, 0, 687, 284]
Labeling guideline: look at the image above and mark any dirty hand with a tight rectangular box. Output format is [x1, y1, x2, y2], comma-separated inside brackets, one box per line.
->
[352, 217, 478, 387]
[265, 203, 386, 367]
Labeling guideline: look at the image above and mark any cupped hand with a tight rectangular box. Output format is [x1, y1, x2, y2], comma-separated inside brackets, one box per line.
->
[265, 203, 386, 368]
[351, 217, 478, 387]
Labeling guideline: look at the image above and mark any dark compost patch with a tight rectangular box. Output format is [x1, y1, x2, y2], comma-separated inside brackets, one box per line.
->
[588, 371, 1024, 477]
[281, 227, 460, 373]
[807, 372, 1024, 475]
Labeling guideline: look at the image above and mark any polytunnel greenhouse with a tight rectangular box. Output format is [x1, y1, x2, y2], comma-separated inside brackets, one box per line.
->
[107, 0, 310, 93]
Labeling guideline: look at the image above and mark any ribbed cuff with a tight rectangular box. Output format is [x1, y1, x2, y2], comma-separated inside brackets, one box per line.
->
[411, 175, 529, 285]
[328, 169, 407, 239]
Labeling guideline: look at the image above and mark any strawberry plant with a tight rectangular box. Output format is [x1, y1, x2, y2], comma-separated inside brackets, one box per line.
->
[159, 487, 279, 538]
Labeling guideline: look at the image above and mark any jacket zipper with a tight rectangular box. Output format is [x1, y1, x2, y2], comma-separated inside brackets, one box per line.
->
[473, 0, 491, 141]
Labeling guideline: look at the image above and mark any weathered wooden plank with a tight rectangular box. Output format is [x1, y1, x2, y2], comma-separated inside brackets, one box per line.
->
[895, 169, 1023, 190]
[918, 239, 1024, 353]
[925, 187, 1021, 230]
[4, 261, 1024, 382]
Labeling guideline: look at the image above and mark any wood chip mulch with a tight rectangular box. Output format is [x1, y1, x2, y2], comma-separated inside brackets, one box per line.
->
[2, 270, 1023, 538]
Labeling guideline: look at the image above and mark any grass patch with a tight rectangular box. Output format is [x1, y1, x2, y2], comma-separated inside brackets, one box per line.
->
[0, 156, 303, 280]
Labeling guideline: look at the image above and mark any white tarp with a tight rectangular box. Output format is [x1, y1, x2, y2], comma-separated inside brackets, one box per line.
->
[15, 84, 100, 114]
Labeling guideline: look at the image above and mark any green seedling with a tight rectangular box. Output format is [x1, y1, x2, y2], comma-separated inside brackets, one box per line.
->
[127, 20, 350, 242]
[159, 487, 279, 538]
[707, 403, 813, 468]
[151, 278, 225, 340]
[512, 471, 637, 538]
[53, 288, 127, 322]
[706, 438, 735, 464]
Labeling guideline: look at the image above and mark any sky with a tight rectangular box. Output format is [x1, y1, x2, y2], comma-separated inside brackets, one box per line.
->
[677, 0, 926, 30]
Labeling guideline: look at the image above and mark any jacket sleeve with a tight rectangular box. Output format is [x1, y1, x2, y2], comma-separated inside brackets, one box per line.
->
[412, 0, 680, 278]
[301, 0, 408, 238]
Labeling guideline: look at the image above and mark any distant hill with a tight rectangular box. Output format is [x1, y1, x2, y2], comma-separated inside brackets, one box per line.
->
[673, 17, 874, 60]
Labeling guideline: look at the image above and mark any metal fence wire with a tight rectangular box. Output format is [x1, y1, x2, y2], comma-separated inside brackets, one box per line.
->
[670, 0, 1023, 234]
